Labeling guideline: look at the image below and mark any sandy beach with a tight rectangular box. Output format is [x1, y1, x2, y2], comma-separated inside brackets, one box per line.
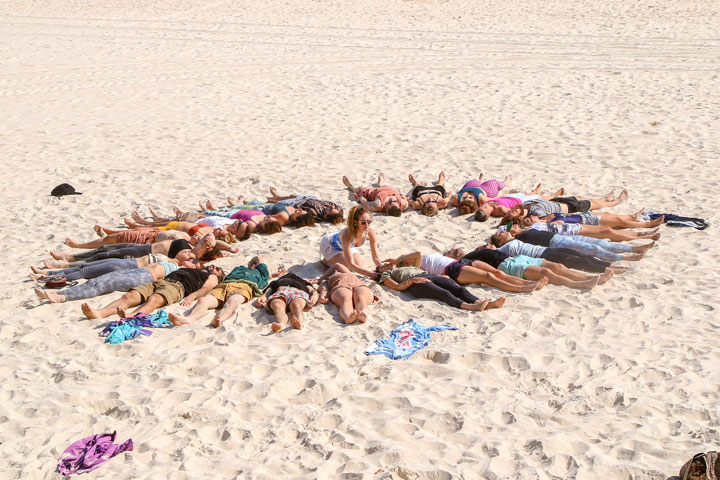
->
[1, 1, 719, 478]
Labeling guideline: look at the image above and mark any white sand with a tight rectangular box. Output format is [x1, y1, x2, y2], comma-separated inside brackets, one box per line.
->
[1, 1, 719, 478]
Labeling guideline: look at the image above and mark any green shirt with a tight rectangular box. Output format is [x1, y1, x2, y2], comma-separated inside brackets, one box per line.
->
[380, 266, 425, 285]
[223, 263, 270, 290]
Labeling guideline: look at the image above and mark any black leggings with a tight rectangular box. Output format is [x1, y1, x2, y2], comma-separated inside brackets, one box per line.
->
[406, 274, 479, 309]
[71, 243, 153, 263]
[542, 248, 610, 273]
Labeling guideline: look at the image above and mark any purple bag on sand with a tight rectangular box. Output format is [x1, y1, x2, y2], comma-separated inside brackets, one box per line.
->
[57, 431, 133, 475]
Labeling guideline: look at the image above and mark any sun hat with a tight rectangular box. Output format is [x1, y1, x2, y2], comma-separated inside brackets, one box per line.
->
[50, 183, 82, 197]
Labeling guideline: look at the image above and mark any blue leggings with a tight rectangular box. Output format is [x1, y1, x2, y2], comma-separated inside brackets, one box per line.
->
[59, 269, 153, 301]
[549, 235, 631, 262]
[49, 258, 139, 281]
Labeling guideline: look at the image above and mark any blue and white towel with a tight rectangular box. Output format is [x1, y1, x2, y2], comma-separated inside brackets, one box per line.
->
[364, 319, 458, 360]
[642, 211, 709, 230]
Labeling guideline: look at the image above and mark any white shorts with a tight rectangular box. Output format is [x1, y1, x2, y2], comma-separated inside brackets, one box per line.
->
[319, 235, 358, 261]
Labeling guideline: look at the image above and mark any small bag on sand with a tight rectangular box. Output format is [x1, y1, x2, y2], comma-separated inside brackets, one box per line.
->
[679, 451, 719, 480]
[44, 274, 67, 289]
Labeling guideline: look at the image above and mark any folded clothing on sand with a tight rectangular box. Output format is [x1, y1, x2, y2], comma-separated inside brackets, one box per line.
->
[642, 211, 709, 230]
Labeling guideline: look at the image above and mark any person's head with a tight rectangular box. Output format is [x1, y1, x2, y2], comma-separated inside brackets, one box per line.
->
[505, 205, 525, 222]
[521, 215, 540, 227]
[443, 247, 466, 260]
[182, 258, 203, 269]
[290, 211, 316, 228]
[476, 243, 496, 250]
[215, 230, 237, 244]
[200, 246, 223, 262]
[190, 231, 204, 244]
[348, 206, 371, 238]
[377, 262, 395, 273]
[248, 255, 261, 269]
[422, 203, 439, 217]
[387, 205, 402, 217]
[508, 222, 523, 236]
[474, 209, 489, 222]
[205, 264, 225, 281]
[174, 249, 196, 262]
[324, 208, 344, 224]
[490, 231, 513, 247]
[257, 217, 282, 234]
[228, 221, 252, 241]
[458, 199, 477, 215]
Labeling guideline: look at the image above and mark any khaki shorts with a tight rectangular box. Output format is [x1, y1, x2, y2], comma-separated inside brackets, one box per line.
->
[131, 279, 184, 305]
[209, 282, 252, 306]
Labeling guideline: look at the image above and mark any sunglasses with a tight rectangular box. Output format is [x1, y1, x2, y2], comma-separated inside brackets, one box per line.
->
[359, 220, 372, 225]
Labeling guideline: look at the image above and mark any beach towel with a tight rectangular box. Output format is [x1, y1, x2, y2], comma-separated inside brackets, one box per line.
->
[99, 310, 172, 344]
[57, 430, 133, 475]
[642, 211, 709, 230]
[364, 319, 458, 360]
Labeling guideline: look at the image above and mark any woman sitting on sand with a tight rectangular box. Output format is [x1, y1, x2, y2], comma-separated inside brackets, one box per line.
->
[46, 236, 216, 267]
[31, 249, 196, 282]
[319, 206, 382, 280]
[255, 272, 319, 333]
[383, 251, 546, 293]
[449, 173, 512, 215]
[376, 256, 506, 311]
[443, 247, 612, 290]
[495, 224, 653, 263]
[34, 258, 204, 304]
[315, 264, 375, 324]
[264, 187, 344, 224]
[406, 171, 451, 217]
[342, 173, 408, 217]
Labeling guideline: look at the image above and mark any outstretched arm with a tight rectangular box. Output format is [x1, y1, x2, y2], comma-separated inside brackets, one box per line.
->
[360, 198, 382, 212]
[383, 276, 430, 291]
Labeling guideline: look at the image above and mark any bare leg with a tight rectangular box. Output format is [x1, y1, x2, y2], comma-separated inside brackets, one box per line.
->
[81, 290, 143, 319]
[503, 175, 512, 187]
[541, 187, 564, 200]
[342, 176, 360, 194]
[579, 225, 659, 242]
[331, 288, 356, 324]
[436, 171, 446, 186]
[169, 295, 220, 326]
[150, 207, 171, 222]
[376, 172, 385, 187]
[126, 292, 167, 317]
[478, 172, 484, 181]
[353, 286, 374, 323]
[269, 299, 289, 333]
[64, 235, 111, 249]
[408, 173, 423, 187]
[288, 298, 307, 330]
[212, 294, 247, 327]
[541, 261, 601, 282]
[469, 261, 535, 286]
[597, 212, 664, 229]
[456, 268, 547, 292]
[206, 200, 217, 211]
[585, 189, 629, 210]
[523, 266, 598, 289]
[460, 298, 490, 311]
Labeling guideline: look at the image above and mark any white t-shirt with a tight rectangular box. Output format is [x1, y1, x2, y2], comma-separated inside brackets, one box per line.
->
[196, 216, 235, 229]
[498, 239, 546, 258]
[420, 253, 456, 275]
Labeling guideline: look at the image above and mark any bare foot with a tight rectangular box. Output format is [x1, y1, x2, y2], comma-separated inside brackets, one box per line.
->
[64, 237, 80, 248]
[478, 172, 484, 181]
[466, 298, 489, 311]
[616, 189, 628, 203]
[608, 263, 630, 273]
[45, 259, 68, 268]
[44, 291, 67, 303]
[116, 307, 128, 318]
[290, 312, 303, 330]
[408, 173, 418, 186]
[634, 241, 655, 253]
[131, 210, 145, 223]
[576, 277, 599, 289]
[31, 265, 48, 275]
[437, 171, 446, 185]
[346, 310, 358, 324]
[199, 200, 206, 211]
[377, 172, 385, 186]
[206, 200, 217, 211]
[487, 297, 506, 309]
[532, 183, 542, 194]
[211, 315, 223, 328]
[34, 287, 49, 300]
[30, 272, 45, 281]
[648, 215, 664, 227]
[597, 271, 614, 285]
[534, 277, 550, 291]
[271, 321, 284, 333]
[624, 252, 646, 261]
[342, 176, 354, 190]
[81, 303, 102, 319]
[503, 174, 512, 185]
[168, 313, 190, 326]
[269, 186, 279, 200]
[356, 308, 370, 323]
[603, 190, 616, 201]
[123, 218, 134, 228]
[647, 232, 661, 241]
[173, 206, 184, 216]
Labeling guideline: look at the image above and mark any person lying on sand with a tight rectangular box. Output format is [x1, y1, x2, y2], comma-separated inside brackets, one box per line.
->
[264, 187, 344, 224]
[444, 247, 612, 290]
[513, 217, 661, 242]
[493, 226, 653, 263]
[342, 172, 408, 217]
[31, 250, 195, 282]
[449, 173, 513, 215]
[81, 265, 224, 319]
[471, 186, 565, 221]
[382, 251, 546, 293]
[406, 171, 451, 217]
[501, 190, 629, 224]
[46, 237, 217, 267]
[169, 255, 286, 328]
[319, 206, 382, 280]
[203, 198, 315, 228]
[34, 258, 204, 303]
[314, 263, 375, 324]
[255, 271, 318, 333]
[376, 260, 506, 311]
[125, 214, 252, 241]
[519, 210, 665, 229]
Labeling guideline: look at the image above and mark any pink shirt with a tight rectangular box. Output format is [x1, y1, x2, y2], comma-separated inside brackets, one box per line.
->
[490, 196, 523, 209]
[231, 210, 263, 221]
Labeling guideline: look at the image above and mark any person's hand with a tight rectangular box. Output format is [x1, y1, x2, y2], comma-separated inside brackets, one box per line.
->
[180, 296, 196, 306]
[381, 258, 398, 265]
[410, 277, 431, 284]
[319, 295, 329, 304]
[369, 271, 381, 281]
[256, 297, 266, 308]
[230, 246, 240, 254]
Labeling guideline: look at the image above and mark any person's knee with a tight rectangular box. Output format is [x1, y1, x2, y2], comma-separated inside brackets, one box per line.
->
[289, 298, 305, 312]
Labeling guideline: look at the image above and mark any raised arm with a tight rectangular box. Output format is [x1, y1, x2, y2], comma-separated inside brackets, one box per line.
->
[449, 194, 459, 207]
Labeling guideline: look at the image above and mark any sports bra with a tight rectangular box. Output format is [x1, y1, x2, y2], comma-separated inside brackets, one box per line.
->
[158, 261, 180, 276]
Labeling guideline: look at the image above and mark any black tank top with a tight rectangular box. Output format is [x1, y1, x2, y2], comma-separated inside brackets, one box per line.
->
[168, 239, 191, 258]
[165, 268, 210, 295]
[516, 230, 555, 247]
[463, 249, 509, 269]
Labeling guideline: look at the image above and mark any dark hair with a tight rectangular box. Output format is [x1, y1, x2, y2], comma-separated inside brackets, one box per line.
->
[206, 265, 226, 281]
[325, 212, 344, 224]
[290, 212, 315, 228]
[474, 210, 489, 222]
[200, 246, 223, 261]
[499, 215, 512, 226]
[489, 233, 503, 247]
[257, 220, 282, 234]
[238, 224, 252, 241]
[387, 205, 402, 217]
[458, 199, 477, 215]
